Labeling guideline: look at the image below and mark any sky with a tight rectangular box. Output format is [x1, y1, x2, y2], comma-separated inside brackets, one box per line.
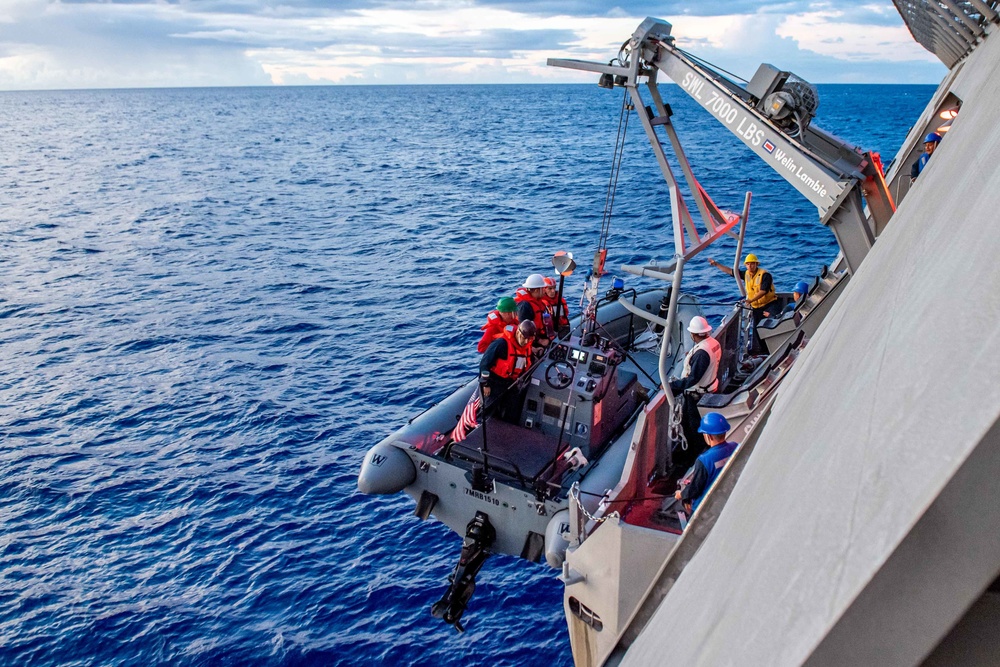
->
[0, 0, 945, 90]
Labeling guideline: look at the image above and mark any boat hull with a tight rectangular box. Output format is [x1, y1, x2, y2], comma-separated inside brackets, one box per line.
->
[359, 289, 704, 566]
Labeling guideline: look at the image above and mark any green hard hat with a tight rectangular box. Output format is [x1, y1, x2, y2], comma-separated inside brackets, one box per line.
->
[497, 297, 517, 313]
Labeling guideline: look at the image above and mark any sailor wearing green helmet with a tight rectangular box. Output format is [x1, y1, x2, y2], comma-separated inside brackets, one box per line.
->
[476, 296, 519, 353]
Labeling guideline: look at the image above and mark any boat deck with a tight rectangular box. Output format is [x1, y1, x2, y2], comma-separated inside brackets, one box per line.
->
[448, 419, 566, 483]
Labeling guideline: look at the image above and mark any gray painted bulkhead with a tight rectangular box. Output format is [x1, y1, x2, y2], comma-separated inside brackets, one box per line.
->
[620, 15, 1000, 667]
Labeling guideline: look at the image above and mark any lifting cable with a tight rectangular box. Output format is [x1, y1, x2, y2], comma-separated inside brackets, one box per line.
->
[675, 48, 748, 85]
[598, 91, 631, 254]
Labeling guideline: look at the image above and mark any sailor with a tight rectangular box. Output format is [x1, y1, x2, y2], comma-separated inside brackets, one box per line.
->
[669, 316, 721, 396]
[669, 316, 722, 470]
[514, 274, 552, 350]
[909, 132, 941, 181]
[674, 413, 738, 515]
[541, 276, 570, 336]
[476, 297, 519, 353]
[479, 320, 536, 419]
[782, 280, 810, 315]
[707, 253, 776, 354]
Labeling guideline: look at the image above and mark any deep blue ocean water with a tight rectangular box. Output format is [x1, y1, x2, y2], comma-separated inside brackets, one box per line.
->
[0, 82, 932, 665]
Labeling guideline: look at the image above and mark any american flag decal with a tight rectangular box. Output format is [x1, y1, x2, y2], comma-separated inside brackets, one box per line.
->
[451, 390, 481, 443]
[763, 140, 776, 154]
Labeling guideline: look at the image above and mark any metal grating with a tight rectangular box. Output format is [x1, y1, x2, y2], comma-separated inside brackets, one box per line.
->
[894, 0, 1000, 68]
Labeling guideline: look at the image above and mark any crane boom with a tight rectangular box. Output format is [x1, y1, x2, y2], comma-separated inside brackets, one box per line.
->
[549, 17, 895, 274]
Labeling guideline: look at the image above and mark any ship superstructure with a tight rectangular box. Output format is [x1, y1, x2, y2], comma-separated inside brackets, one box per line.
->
[551, 2, 1000, 665]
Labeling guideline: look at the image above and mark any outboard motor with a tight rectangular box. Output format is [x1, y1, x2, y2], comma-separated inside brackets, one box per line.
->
[430, 512, 496, 632]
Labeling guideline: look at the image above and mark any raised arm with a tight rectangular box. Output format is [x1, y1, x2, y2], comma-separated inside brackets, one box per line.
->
[707, 257, 734, 277]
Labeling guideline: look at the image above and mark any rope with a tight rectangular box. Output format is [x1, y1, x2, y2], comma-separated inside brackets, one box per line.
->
[604, 494, 672, 505]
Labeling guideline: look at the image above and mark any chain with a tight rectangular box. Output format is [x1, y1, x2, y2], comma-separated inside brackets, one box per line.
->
[670, 398, 688, 451]
[573, 489, 621, 524]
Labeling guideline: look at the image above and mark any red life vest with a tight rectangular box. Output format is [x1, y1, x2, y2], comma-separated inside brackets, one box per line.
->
[514, 288, 549, 338]
[542, 294, 570, 329]
[477, 309, 512, 353]
[492, 326, 533, 380]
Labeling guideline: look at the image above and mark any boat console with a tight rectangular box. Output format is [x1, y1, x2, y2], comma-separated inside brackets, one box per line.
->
[445, 332, 643, 489]
[518, 333, 641, 459]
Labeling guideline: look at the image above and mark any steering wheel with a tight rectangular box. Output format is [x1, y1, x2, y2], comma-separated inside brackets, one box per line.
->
[545, 360, 575, 389]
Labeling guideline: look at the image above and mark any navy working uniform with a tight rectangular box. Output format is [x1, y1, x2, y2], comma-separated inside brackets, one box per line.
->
[678, 440, 739, 513]
[657, 412, 736, 532]
[707, 254, 774, 355]
[910, 132, 941, 180]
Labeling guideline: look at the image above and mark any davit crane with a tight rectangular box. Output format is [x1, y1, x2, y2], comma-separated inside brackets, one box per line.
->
[549, 17, 896, 276]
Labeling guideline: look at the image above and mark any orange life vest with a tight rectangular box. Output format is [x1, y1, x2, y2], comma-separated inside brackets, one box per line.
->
[514, 289, 550, 338]
[542, 294, 570, 329]
[477, 309, 512, 353]
[492, 326, 533, 380]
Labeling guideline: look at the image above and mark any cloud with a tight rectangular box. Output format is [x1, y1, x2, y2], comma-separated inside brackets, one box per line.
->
[775, 5, 938, 65]
[0, 0, 947, 90]
[440, 0, 811, 18]
[0, 2, 273, 88]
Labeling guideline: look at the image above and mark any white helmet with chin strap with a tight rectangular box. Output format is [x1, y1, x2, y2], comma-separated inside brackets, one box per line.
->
[687, 316, 713, 335]
[522, 274, 547, 289]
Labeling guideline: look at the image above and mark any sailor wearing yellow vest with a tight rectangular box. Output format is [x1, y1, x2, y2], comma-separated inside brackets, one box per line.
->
[741, 254, 776, 313]
[707, 252, 776, 354]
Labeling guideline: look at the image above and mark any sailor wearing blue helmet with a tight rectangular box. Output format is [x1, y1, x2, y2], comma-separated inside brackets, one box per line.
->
[910, 132, 941, 181]
[783, 280, 811, 315]
[674, 413, 739, 514]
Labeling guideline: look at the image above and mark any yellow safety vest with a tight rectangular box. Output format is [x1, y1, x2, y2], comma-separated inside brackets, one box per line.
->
[746, 269, 776, 310]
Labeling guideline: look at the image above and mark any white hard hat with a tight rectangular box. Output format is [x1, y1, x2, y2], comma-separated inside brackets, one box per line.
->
[523, 273, 547, 289]
[687, 316, 713, 335]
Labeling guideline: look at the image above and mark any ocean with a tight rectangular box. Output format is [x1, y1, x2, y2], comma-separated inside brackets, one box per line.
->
[0, 82, 933, 665]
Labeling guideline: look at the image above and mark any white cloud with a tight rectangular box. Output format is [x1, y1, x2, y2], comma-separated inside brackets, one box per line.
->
[0, 0, 947, 90]
[776, 7, 939, 63]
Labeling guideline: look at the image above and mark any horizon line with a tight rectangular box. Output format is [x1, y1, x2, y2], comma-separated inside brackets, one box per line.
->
[0, 81, 942, 95]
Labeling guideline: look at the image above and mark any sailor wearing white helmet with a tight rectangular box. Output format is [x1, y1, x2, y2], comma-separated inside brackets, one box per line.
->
[666, 316, 722, 476]
[669, 316, 721, 397]
[514, 273, 552, 350]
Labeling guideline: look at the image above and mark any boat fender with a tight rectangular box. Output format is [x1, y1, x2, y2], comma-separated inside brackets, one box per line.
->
[358, 442, 416, 495]
[544, 509, 572, 569]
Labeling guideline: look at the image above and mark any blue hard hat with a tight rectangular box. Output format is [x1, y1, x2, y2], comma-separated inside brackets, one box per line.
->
[924, 132, 942, 144]
[794, 281, 810, 295]
[698, 412, 730, 435]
